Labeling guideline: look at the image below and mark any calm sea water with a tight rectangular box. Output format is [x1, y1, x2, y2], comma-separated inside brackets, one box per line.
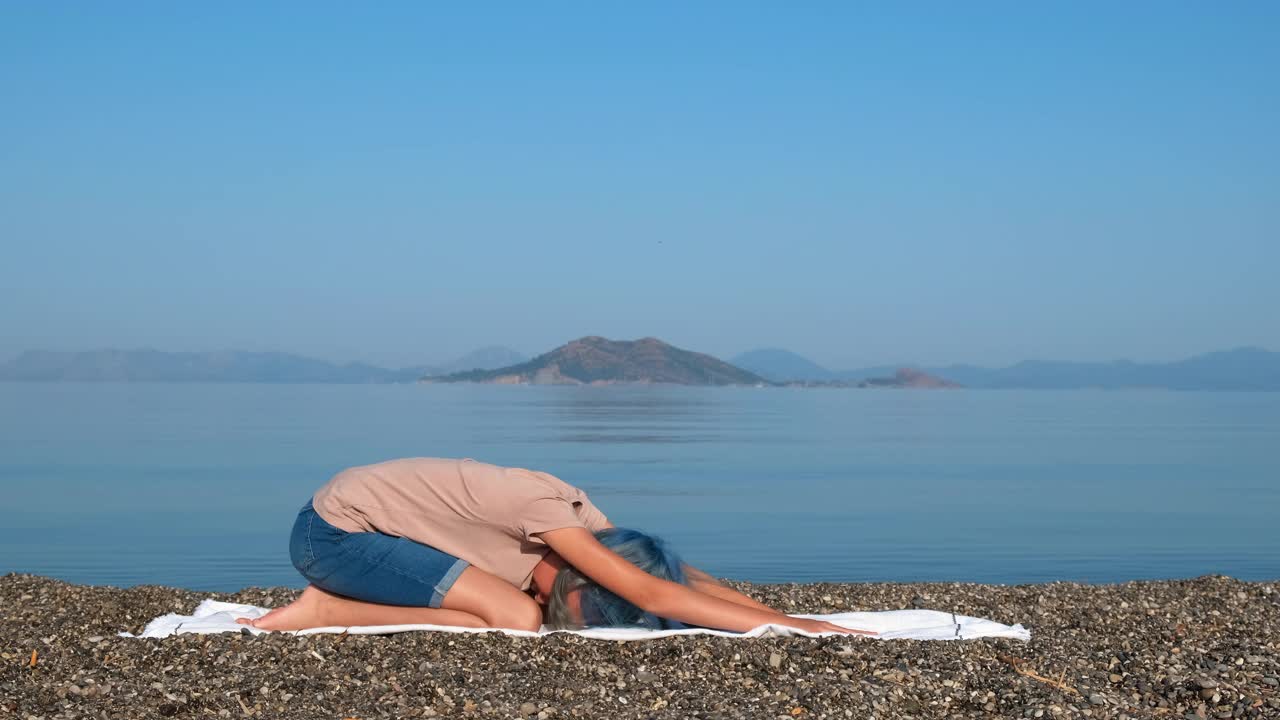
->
[1, 383, 1276, 591]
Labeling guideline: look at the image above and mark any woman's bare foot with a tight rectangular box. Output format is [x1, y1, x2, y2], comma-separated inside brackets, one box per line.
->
[235, 584, 336, 631]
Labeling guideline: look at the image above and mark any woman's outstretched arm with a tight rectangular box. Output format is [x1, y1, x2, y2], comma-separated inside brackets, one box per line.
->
[683, 564, 778, 613]
[539, 527, 874, 635]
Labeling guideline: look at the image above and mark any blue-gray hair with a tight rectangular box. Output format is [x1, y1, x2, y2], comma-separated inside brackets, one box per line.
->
[545, 527, 688, 629]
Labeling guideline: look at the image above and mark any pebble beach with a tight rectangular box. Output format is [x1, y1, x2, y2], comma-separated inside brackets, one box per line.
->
[3, 573, 1278, 720]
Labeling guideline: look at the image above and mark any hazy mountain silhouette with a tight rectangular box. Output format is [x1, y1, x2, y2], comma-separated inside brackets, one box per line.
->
[731, 349, 835, 382]
[0, 347, 525, 383]
[431, 346, 528, 375]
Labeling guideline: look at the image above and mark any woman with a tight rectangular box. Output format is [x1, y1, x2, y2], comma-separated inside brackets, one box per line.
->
[240, 457, 871, 635]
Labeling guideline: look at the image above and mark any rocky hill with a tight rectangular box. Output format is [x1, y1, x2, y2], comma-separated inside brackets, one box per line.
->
[426, 336, 767, 386]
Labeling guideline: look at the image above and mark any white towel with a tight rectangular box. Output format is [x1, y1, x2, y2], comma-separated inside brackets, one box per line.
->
[121, 599, 1030, 641]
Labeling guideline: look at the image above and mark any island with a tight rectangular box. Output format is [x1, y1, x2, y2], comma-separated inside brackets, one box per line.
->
[422, 336, 768, 386]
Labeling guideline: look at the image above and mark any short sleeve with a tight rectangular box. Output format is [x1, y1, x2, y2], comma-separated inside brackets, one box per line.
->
[518, 496, 588, 544]
[577, 495, 611, 532]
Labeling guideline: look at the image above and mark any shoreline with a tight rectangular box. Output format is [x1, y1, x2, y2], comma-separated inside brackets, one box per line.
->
[3, 574, 1277, 719]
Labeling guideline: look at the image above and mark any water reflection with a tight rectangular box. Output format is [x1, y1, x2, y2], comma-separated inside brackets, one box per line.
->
[540, 387, 732, 445]
[557, 432, 721, 444]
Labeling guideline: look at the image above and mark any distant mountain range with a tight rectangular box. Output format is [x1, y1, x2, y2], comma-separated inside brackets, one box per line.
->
[428, 336, 766, 386]
[3, 342, 1276, 390]
[0, 346, 526, 383]
[731, 346, 1280, 391]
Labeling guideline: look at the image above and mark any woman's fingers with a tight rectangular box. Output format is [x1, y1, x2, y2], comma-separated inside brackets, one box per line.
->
[810, 621, 855, 634]
[789, 617, 877, 635]
[825, 622, 877, 635]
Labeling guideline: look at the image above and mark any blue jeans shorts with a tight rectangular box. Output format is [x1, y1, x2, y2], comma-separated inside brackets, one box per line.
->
[290, 500, 470, 608]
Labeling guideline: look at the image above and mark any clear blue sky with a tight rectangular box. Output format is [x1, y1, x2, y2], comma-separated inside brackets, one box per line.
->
[2, 2, 1276, 369]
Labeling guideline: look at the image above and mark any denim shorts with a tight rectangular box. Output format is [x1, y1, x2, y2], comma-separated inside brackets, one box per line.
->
[290, 500, 470, 608]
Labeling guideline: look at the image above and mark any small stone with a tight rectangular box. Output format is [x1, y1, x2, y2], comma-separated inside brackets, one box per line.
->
[86, 636, 104, 643]
[769, 652, 784, 669]
[520, 702, 538, 716]
[1088, 694, 1106, 705]
[635, 670, 656, 683]
[1109, 673, 1123, 683]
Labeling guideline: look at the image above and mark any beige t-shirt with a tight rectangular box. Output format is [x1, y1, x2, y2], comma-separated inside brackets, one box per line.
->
[312, 457, 610, 590]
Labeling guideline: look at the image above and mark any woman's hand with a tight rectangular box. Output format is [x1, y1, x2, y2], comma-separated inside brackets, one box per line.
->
[781, 617, 877, 636]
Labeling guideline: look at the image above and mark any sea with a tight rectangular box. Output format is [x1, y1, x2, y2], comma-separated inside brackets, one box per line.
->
[1, 382, 1276, 591]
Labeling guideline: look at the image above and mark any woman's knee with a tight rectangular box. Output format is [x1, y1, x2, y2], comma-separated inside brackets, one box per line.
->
[441, 566, 544, 631]
[488, 594, 543, 632]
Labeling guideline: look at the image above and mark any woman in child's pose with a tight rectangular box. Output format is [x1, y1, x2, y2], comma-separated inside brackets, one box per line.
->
[240, 457, 871, 634]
